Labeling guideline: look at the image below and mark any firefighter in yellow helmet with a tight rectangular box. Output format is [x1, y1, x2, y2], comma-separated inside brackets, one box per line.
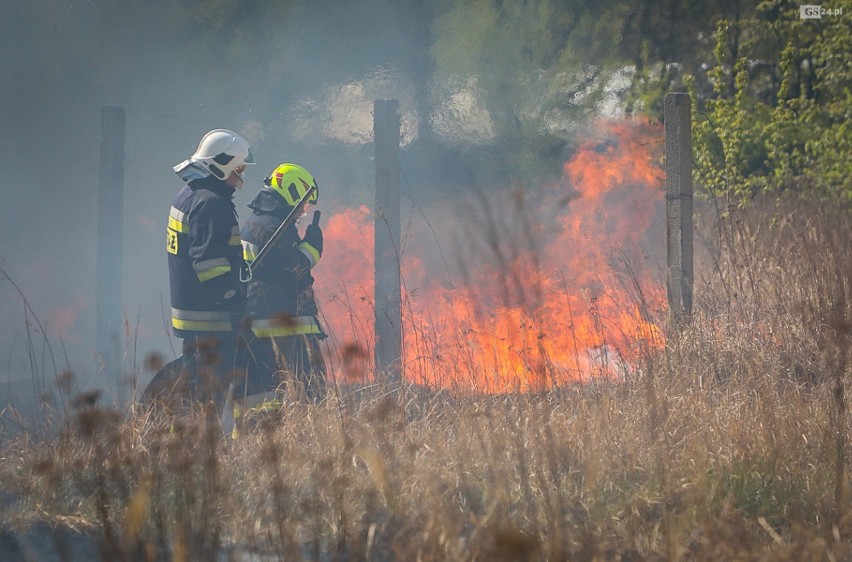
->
[240, 163, 326, 404]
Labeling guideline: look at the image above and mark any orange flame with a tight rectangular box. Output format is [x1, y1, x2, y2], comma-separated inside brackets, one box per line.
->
[316, 120, 666, 392]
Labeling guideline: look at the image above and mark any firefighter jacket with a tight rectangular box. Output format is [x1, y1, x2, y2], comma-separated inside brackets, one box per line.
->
[167, 174, 246, 338]
[240, 188, 323, 338]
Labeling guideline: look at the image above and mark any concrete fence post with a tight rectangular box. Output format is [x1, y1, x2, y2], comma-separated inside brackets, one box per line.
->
[373, 99, 402, 384]
[664, 93, 694, 327]
[96, 106, 126, 402]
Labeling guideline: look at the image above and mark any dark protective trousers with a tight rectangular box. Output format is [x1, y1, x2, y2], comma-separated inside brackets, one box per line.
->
[243, 334, 327, 403]
[142, 332, 250, 409]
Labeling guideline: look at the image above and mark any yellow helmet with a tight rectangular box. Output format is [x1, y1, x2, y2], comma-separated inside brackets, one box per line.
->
[266, 163, 318, 207]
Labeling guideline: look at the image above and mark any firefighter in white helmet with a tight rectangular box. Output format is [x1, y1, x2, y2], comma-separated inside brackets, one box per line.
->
[144, 129, 255, 408]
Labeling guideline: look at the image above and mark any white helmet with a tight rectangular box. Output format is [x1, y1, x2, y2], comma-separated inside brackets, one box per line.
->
[190, 129, 255, 181]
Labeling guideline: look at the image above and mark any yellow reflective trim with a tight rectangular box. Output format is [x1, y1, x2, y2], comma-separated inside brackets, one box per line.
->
[228, 235, 241, 246]
[172, 318, 232, 331]
[169, 206, 189, 233]
[234, 396, 282, 419]
[298, 242, 320, 267]
[232, 393, 281, 438]
[240, 400, 282, 418]
[168, 216, 189, 233]
[171, 308, 230, 322]
[194, 257, 229, 272]
[194, 258, 231, 281]
[252, 323, 322, 337]
[242, 241, 259, 264]
[197, 265, 231, 282]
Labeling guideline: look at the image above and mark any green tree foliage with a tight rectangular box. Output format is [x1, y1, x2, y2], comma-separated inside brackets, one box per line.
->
[431, 0, 660, 178]
[689, 0, 851, 202]
[617, 0, 750, 118]
[429, 0, 755, 180]
[12, 0, 845, 197]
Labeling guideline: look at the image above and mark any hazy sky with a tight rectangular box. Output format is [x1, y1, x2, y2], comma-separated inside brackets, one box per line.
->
[0, 1, 668, 414]
[0, 0, 440, 407]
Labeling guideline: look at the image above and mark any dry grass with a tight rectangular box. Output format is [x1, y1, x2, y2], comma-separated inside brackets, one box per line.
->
[0, 192, 850, 561]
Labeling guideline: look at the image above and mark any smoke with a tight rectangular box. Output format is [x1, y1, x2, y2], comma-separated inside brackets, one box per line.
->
[0, 1, 650, 410]
[0, 1, 435, 409]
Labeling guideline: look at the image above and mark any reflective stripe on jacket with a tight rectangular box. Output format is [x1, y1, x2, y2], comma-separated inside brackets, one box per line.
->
[167, 176, 245, 337]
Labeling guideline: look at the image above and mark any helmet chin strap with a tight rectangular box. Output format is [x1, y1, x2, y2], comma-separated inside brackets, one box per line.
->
[226, 170, 245, 190]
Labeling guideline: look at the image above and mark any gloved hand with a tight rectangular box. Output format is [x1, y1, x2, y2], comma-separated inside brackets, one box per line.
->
[303, 222, 323, 256]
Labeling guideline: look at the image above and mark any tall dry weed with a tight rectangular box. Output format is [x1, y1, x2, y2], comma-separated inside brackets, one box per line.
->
[0, 193, 850, 561]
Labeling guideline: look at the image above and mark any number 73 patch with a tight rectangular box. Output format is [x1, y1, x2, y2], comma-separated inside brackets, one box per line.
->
[166, 227, 179, 255]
